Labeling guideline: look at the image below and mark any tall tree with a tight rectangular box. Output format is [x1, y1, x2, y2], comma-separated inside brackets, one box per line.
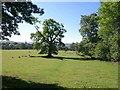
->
[79, 13, 99, 58]
[1, 1, 44, 40]
[79, 13, 99, 43]
[30, 18, 67, 57]
[97, 2, 120, 61]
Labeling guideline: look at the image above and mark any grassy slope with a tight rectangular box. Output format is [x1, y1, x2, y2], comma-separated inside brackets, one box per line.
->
[2, 50, 118, 88]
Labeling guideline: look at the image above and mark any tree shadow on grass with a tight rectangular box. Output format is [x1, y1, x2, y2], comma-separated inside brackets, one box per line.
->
[49, 56, 98, 61]
[30, 55, 98, 61]
[2, 76, 117, 90]
[2, 76, 67, 89]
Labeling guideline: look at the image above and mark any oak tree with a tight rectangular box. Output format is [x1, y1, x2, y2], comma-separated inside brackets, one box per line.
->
[30, 18, 66, 57]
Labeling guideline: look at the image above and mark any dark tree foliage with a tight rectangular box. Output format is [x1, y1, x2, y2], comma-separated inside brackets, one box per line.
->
[1, 1, 44, 40]
[69, 43, 76, 51]
[79, 13, 99, 43]
[79, 13, 99, 58]
[1, 42, 33, 50]
[31, 18, 67, 57]
[70, 42, 80, 51]
[60, 46, 69, 51]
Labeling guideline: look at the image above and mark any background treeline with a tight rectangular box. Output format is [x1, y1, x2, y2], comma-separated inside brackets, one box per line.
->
[1, 41, 33, 50]
[70, 2, 120, 62]
[1, 2, 119, 62]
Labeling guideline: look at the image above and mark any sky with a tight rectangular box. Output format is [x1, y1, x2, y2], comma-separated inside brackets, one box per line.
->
[9, 2, 101, 43]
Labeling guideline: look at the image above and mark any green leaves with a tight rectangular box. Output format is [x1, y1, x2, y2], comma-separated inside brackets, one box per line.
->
[79, 2, 120, 61]
[31, 18, 66, 57]
[79, 13, 99, 58]
[1, 2, 44, 40]
[79, 13, 99, 43]
[96, 2, 120, 61]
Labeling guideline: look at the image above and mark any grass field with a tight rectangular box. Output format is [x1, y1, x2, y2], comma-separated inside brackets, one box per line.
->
[2, 50, 118, 88]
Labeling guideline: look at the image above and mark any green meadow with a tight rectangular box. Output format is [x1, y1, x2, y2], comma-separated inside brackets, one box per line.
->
[2, 50, 118, 88]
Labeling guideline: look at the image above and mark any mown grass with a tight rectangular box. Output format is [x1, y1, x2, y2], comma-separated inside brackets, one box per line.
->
[2, 50, 118, 88]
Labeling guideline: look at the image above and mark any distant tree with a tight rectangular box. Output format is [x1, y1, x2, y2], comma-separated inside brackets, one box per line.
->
[70, 42, 80, 51]
[1, 1, 44, 40]
[30, 18, 67, 57]
[75, 42, 80, 52]
[70, 43, 76, 51]
[61, 46, 68, 52]
[19, 43, 26, 49]
[1, 41, 33, 50]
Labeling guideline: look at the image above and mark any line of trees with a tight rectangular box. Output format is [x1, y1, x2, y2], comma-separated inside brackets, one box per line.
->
[1, 42, 33, 50]
[72, 2, 120, 62]
[1, 1, 119, 61]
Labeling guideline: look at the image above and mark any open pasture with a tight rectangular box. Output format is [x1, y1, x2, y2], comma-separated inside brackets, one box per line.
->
[2, 50, 118, 88]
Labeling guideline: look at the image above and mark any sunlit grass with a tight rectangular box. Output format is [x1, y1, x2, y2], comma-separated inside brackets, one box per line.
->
[2, 50, 118, 88]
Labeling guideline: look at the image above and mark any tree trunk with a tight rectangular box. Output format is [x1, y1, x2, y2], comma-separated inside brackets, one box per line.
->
[48, 49, 52, 57]
[47, 43, 53, 58]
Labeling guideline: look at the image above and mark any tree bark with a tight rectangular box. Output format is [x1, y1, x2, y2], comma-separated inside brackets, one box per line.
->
[48, 49, 52, 57]
[47, 43, 53, 58]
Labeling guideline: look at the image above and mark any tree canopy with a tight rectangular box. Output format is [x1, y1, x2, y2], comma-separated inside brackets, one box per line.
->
[79, 13, 99, 43]
[79, 13, 99, 58]
[78, 2, 120, 61]
[30, 18, 67, 57]
[96, 2, 120, 61]
[1, 1, 44, 40]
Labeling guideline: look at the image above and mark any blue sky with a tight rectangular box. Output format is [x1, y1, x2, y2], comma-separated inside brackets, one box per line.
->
[9, 2, 101, 43]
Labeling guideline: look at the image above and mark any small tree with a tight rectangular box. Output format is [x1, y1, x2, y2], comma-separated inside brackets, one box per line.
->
[31, 18, 66, 57]
[70, 43, 76, 51]
[61, 46, 68, 52]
